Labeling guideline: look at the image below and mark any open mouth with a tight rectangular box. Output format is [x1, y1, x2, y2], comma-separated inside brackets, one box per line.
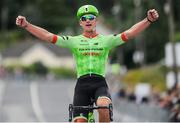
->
[86, 24, 92, 27]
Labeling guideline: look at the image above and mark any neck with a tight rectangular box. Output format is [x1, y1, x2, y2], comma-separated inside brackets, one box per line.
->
[83, 30, 98, 38]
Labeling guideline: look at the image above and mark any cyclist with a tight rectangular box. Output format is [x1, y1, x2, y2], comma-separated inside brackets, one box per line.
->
[16, 5, 159, 122]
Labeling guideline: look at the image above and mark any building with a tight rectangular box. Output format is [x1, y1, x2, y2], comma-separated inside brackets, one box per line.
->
[1, 40, 74, 69]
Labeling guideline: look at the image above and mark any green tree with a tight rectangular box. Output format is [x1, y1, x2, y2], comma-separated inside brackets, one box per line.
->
[35, 0, 75, 33]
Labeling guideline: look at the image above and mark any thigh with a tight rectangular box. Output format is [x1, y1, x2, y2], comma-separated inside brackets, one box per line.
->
[73, 87, 91, 118]
[95, 86, 112, 104]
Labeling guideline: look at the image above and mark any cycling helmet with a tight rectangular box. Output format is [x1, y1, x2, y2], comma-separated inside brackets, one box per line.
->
[77, 5, 99, 19]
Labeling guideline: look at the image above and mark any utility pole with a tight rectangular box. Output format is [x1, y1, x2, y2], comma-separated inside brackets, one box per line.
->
[133, 0, 146, 67]
[165, 0, 178, 88]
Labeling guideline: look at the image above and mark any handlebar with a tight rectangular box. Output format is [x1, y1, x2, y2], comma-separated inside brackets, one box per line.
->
[68, 103, 113, 122]
[72, 105, 110, 110]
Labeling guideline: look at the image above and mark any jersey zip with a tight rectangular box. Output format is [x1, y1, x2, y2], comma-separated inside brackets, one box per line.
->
[89, 37, 92, 76]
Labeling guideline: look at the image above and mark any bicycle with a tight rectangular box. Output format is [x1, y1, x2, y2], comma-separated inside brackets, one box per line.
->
[68, 101, 113, 122]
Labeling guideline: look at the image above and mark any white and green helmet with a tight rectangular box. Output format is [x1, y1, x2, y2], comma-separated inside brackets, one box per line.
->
[77, 5, 99, 19]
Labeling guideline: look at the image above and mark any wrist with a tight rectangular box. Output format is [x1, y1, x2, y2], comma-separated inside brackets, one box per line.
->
[23, 22, 30, 29]
[146, 17, 153, 23]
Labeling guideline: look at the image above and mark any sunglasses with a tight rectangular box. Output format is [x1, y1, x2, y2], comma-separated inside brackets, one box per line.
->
[80, 15, 96, 21]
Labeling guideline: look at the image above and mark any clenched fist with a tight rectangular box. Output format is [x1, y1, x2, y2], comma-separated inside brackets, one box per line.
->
[16, 15, 29, 28]
[147, 9, 159, 23]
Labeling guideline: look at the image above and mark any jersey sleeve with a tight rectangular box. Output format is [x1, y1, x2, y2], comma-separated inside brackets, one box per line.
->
[107, 33, 128, 49]
[52, 35, 73, 49]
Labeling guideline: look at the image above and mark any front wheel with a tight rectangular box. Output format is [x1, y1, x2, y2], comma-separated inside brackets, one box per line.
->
[69, 104, 73, 122]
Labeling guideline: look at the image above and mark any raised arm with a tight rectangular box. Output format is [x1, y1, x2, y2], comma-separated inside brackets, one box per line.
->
[122, 9, 159, 40]
[16, 15, 55, 43]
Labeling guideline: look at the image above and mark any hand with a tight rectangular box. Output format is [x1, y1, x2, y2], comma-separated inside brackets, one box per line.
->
[147, 9, 159, 23]
[16, 15, 29, 28]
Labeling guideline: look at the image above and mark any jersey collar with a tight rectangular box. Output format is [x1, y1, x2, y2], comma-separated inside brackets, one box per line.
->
[83, 32, 99, 38]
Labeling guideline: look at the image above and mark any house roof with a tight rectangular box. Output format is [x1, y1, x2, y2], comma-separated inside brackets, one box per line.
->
[1, 39, 72, 58]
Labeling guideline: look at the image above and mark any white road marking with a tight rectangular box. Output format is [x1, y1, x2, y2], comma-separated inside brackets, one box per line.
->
[30, 81, 45, 122]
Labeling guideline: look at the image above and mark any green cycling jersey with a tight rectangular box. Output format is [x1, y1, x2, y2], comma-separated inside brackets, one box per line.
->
[54, 34, 125, 78]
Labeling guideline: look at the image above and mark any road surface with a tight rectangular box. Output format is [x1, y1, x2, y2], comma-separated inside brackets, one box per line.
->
[0, 79, 123, 122]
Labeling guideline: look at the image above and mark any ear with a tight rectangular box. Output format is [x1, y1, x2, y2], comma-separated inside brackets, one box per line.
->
[95, 18, 98, 22]
[79, 21, 83, 26]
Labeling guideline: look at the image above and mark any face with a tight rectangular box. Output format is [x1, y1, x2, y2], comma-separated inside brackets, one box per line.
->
[79, 14, 97, 32]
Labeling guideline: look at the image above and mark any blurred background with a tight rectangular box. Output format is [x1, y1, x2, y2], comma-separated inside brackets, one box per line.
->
[0, 0, 179, 122]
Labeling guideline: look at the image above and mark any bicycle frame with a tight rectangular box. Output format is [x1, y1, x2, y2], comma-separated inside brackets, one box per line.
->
[68, 103, 113, 122]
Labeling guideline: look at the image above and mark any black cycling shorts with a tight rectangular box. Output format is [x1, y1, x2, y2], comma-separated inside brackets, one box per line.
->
[73, 74, 111, 119]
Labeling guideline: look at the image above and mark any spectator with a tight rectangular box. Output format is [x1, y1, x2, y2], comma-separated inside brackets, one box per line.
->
[117, 88, 126, 99]
[14, 67, 24, 81]
[159, 84, 180, 122]
[0, 66, 6, 78]
[141, 97, 149, 104]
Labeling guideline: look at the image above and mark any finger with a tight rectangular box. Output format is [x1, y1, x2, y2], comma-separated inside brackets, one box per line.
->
[149, 9, 155, 13]
[16, 16, 23, 26]
[16, 19, 20, 25]
[151, 9, 157, 16]
[20, 18, 23, 26]
[16, 17, 20, 21]
[16, 20, 21, 26]
[18, 15, 23, 19]
[151, 11, 158, 19]
[157, 14, 159, 18]
[149, 11, 154, 19]
[152, 9, 156, 12]
[16, 21, 20, 26]
[154, 12, 159, 18]
[16, 20, 18, 25]
[154, 13, 159, 17]
[16, 18, 20, 24]
[16, 18, 23, 26]
[17, 16, 21, 20]
[18, 16, 24, 21]
[155, 14, 159, 19]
